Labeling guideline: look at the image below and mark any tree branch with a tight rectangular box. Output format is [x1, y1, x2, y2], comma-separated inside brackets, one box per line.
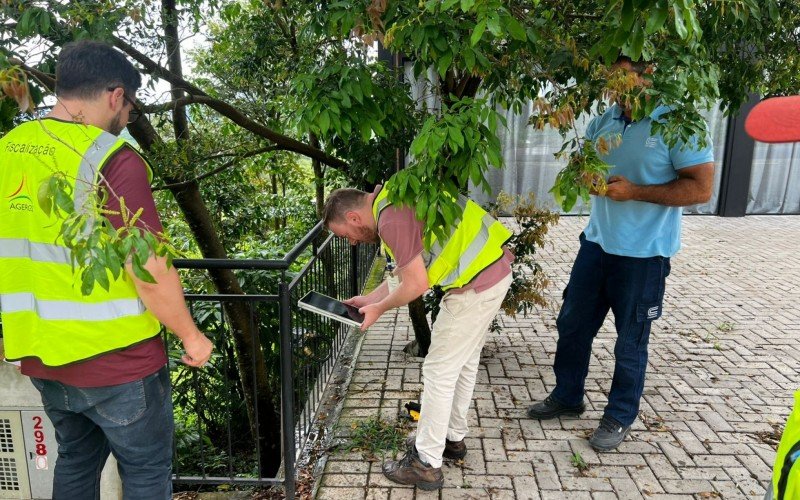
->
[152, 145, 281, 191]
[9, 59, 55, 90]
[111, 36, 349, 170]
[161, 0, 191, 141]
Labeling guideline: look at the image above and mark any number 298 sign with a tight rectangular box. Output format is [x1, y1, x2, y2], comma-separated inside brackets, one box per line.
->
[31, 415, 48, 470]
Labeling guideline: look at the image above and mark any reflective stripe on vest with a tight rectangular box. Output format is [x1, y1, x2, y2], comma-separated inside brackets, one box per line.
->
[0, 119, 160, 366]
[1, 293, 146, 320]
[0, 238, 71, 264]
[75, 130, 119, 212]
[372, 183, 512, 291]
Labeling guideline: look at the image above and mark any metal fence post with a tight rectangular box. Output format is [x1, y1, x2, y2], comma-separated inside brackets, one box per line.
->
[350, 244, 359, 297]
[279, 280, 296, 500]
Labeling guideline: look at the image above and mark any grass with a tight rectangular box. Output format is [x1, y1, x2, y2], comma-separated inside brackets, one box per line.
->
[717, 321, 735, 332]
[344, 416, 409, 460]
[570, 452, 589, 472]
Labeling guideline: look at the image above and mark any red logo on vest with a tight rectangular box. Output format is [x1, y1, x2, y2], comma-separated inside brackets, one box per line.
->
[7, 173, 34, 212]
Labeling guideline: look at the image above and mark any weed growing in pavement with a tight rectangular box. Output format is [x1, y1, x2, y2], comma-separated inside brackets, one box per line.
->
[570, 452, 589, 472]
[343, 416, 410, 460]
[717, 321, 735, 332]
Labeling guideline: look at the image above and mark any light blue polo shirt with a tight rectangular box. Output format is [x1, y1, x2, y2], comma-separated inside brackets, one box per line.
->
[583, 104, 714, 258]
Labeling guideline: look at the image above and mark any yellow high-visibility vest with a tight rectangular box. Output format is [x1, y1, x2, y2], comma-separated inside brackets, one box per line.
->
[372, 182, 512, 291]
[0, 119, 161, 367]
[772, 391, 800, 500]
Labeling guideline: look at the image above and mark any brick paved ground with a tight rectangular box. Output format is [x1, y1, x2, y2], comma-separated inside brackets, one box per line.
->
[315, 215, 800, 500]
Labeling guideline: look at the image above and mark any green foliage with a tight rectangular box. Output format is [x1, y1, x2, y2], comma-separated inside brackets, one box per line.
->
[315, 0, 800, 229]
[293, 60, 388, 142]
[323, 70, 422, 187]
[550, 139, 613, 213]
[571, 451, 590, 472]
[173, 405, 258, 477]
[37, 169, 174, 296]
[717, 321, 735, 332]
[344, 416, 410, 460]
[491, 193, 560, 320]
[3, 0, 799, 238]
[392, 96, 504, 246]
[1, 0, 797, 482]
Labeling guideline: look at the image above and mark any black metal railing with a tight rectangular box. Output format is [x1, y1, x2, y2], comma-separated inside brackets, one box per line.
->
[168, 222, 377, 498]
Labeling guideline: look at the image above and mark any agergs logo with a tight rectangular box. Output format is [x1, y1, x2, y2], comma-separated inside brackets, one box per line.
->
[6, 173, 34, 212]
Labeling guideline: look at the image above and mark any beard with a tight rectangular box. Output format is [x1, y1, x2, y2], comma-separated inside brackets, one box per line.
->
[108, 110, 126, 136]
[356, 225, 380, 244]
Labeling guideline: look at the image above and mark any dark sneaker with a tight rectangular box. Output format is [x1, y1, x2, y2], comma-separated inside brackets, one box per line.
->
[526, 396, 586, 420]
[443, 438, 467, 460]
[588, 415, 631, 451]
[383, 445, 444, 490]
[405, 435, 467, 460]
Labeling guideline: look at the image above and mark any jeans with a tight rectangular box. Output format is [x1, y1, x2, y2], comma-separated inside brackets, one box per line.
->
[30, 366, 173, 500]
[551, 233, 670, 426]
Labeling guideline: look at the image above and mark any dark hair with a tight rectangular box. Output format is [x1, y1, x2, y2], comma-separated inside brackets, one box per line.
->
[614, 55, 652, 75]
[55, 40, 141, 100]
[322, 188, 369, 226]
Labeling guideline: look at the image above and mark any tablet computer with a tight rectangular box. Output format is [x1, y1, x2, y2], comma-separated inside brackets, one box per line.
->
[298, 291, 365, 327]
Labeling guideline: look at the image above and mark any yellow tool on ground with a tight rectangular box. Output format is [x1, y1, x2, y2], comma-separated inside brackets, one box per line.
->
[404, 401, 421, 421]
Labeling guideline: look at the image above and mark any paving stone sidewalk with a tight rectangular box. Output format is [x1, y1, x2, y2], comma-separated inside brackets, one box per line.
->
[316, 215, 800, 500]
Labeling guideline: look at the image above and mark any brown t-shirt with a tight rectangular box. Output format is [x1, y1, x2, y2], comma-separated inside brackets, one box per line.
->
[372, 186, 513, 293]
[21, 146, 168, 387]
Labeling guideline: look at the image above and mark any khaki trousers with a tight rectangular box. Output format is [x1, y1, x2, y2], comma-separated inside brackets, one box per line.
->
[415, 273, 512, 468]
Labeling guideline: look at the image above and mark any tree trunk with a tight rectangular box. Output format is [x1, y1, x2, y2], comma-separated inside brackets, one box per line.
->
[168, 183, 281, 475]
[153, 1, 281, 476]
[406, 297, 431, 357]
[310, 134, 325, 219]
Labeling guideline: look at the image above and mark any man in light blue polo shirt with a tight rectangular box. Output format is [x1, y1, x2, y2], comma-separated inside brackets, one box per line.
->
[527, 56, 715, 451]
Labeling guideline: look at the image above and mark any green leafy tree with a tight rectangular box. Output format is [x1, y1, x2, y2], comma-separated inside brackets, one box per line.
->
[0, 0, 344, 477]
[313, 0, 799, 215]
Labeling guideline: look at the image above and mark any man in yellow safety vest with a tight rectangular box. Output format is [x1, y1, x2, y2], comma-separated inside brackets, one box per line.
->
[323, 183, 514, 490]
[0, 40, 212, 499]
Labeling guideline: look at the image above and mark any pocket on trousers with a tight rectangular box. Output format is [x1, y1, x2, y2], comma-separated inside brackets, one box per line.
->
[85, 379, 148, 426]
[440, 291, 471, 317]
[636, 302, 662, 322]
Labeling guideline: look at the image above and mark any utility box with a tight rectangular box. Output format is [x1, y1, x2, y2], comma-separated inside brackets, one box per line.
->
[0, 354, 122, 499]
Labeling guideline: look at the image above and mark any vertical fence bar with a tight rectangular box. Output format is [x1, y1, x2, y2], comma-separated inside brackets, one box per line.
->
[349, 244, 359, 298]
[279, 279, 296, 499]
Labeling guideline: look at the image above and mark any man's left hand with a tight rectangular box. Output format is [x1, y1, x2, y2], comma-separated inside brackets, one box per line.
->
[358, 303, 385, 331]
[604, 175, 639, 202]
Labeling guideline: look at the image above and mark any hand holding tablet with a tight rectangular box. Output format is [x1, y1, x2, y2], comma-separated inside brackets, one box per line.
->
[298, 291, 366, 327]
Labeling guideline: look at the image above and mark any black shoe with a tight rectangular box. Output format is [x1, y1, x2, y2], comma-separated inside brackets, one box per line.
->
[405, 435, 467, 460]
[526, 395, 586, 420]
[589, 415, 631, 451]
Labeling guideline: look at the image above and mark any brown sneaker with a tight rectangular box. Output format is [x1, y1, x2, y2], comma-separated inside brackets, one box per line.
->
[382, 445, 444, 490]
[405, 435, 467, 460]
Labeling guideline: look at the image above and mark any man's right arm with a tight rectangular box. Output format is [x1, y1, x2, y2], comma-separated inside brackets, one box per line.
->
[102, 148, 212, 367]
